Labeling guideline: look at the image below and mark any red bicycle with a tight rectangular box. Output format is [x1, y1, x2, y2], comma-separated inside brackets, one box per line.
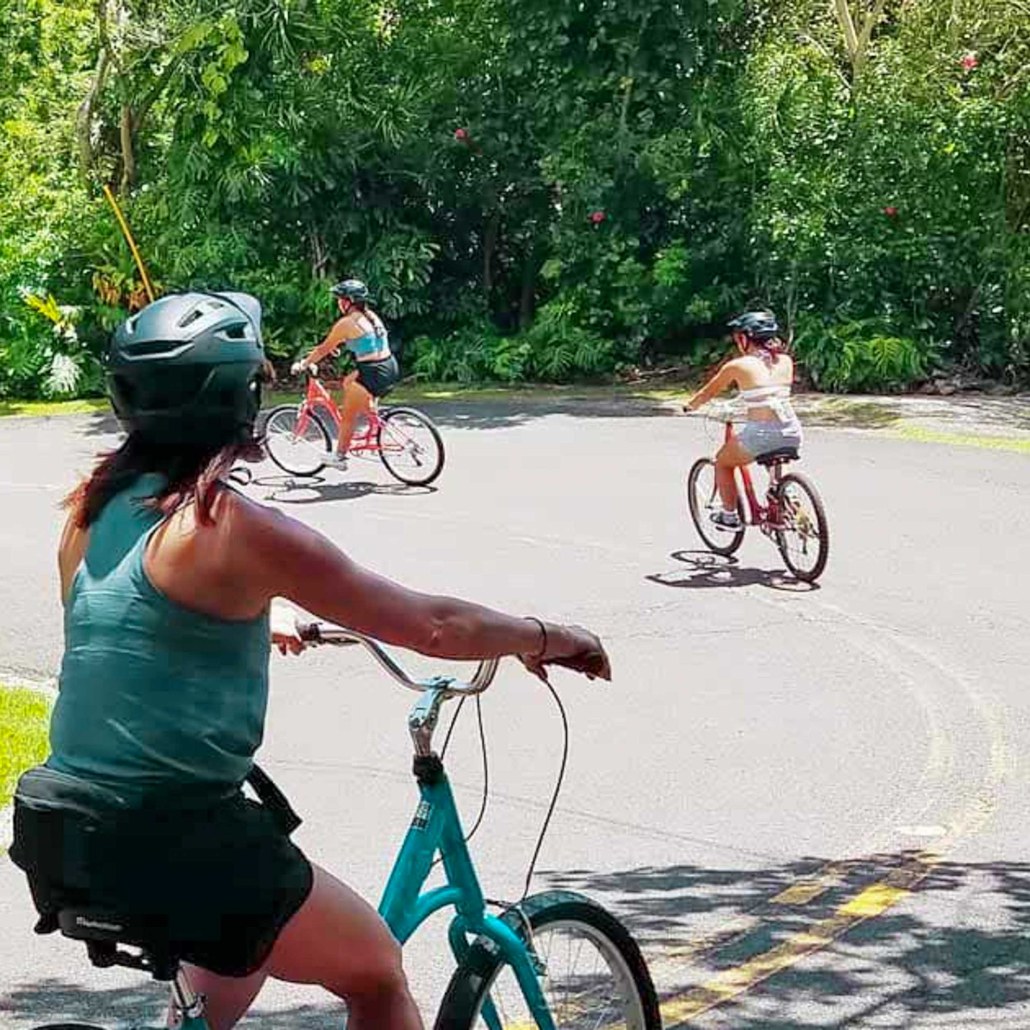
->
[686, 415, 829, 583]
[264, 367, 445, 486]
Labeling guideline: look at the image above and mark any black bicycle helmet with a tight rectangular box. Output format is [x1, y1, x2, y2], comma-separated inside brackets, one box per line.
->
[330, 278, 371, 304]
[107, 291, 265, 446]
[727, 311, 781, 341]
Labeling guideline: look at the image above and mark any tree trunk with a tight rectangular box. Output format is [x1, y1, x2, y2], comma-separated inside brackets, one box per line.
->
[832, 0, 887, 82]
[518, 250, 538, 330]
[119, 105, 136, 192]
[483, 208, 501, 302]
[77, 47, 110, 184]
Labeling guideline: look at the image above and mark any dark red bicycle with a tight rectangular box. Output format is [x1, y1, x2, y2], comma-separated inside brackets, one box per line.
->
[686, 414, 829, 583]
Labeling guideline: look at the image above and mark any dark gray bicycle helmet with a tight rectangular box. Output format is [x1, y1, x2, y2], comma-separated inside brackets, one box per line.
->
[107, 291, 265, 446]
[330, 278, 371, 304]
[727, 311, 781, 341]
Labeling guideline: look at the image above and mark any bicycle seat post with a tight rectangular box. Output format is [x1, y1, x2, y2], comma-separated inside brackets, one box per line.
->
[170, 966, 205, 1025]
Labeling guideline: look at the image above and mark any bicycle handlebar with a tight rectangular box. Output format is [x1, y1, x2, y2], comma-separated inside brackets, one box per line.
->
[297, 622, 500, 697]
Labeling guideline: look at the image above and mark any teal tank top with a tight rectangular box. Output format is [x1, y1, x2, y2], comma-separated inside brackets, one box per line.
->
[47, 474, 270, 801]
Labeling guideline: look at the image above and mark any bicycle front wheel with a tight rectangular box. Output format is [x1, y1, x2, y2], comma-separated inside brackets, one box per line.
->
[377, 407, 445, 486]
[264, 405, 331, 477]
[435, 891, 660, 1030]
[774, 471, 829, 582]
[686, 458, 745, 556]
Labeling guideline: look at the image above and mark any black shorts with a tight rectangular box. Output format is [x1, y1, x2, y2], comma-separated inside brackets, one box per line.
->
[355, 354, 399, 398]
[11, 780, 313, 978]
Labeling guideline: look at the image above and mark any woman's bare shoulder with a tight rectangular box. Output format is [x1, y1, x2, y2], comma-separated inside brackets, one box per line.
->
[58, 504, 88, 603]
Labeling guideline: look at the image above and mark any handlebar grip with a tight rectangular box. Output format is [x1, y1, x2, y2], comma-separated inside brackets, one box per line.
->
[545, 650, 608, 678]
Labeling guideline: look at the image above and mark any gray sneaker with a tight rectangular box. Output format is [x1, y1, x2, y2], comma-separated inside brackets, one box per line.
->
[324, 452, 349, 470]
[710, 510, 742, 532]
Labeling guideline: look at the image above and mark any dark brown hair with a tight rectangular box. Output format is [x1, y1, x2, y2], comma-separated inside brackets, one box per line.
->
[64, 432, 262, 528]
[747, 336, 787, 368]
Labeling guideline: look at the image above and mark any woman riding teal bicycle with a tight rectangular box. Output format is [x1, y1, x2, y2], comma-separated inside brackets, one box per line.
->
[10, 290, 610, 1030]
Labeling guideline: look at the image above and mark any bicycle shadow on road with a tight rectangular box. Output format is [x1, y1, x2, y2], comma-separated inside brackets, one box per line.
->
[647, 550, 820, 594]
[245, 472, 436, 506]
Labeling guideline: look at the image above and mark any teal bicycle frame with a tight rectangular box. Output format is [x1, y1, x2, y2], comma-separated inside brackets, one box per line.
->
[64, 633, 560, 1030]
[377, 712, 555, 1030]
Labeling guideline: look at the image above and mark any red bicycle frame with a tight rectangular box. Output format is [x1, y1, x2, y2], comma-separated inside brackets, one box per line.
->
[724, 421, 783, 531]
[296, 374, 383, 455]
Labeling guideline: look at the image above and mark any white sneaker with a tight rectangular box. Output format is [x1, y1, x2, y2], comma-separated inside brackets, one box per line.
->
[710, 509, 742, 532]
[324, 452, 348, 470]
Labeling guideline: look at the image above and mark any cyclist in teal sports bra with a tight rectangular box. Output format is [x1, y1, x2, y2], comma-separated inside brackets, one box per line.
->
[291, 279, 399, 469]
[10, 290, 610, 1030]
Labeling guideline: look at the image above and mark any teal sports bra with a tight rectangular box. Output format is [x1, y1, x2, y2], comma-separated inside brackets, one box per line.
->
[46, 474, 270, 802]
[345, 310, 391, 361]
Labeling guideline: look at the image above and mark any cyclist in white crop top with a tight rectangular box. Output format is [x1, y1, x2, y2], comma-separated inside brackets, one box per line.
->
[684, 311, 803, 532]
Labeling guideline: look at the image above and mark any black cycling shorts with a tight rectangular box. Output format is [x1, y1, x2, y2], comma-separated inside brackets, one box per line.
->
[11, 776, 313, 978]
[355, 355, 399, 398]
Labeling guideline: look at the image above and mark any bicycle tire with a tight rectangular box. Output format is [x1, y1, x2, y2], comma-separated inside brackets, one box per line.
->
[434, 890, 660, 1030]
[29, 1024, 107, 1029]
[774, 471, 829, 582]
[377, 407, 445, 486]
[263, 405, 331, 477]
[686, 458, 745, 557]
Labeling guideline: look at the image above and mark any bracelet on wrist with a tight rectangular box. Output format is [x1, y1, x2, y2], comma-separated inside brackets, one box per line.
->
[524, 616, 548, 659]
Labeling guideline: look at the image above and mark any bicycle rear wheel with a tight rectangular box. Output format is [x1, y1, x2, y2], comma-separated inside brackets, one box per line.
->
[435, 891, 660, 1030]
[377, 407, 445, 486]
[774, 471, 829, 582]
[30, 1025, 106, 1029]
[264, 405, 331, 477]
[686, 458, 745, 556]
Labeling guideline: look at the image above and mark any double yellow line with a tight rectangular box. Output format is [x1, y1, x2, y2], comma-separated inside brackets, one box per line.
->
[659, 851, 937, 1025]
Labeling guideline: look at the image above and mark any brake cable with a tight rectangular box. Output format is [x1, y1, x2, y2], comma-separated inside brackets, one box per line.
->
[435, 670, 571, 907]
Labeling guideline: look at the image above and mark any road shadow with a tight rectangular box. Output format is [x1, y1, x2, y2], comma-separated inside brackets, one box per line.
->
[5, 857, 1029, 1027]
[244, 471, 436, 505]
[797, 399, 901, 430]
[542, 856, 1030, 1026]
[647, 551, 820, 594]
[412, 395, 675, 431]
[77, 411, 121, 438]
[72, 396, 675, 443]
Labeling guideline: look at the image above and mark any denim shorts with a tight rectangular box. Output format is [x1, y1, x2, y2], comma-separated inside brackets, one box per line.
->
[737, 419, 803, 458]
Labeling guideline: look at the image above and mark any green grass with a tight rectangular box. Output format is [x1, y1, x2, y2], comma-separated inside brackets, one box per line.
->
[892, 424, 1030, 454]
[0, 397, 108, 418]
[0, 684, 50, 810]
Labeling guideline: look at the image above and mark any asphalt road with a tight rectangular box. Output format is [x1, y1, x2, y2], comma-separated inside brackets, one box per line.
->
[1, 399, 1028, 1028]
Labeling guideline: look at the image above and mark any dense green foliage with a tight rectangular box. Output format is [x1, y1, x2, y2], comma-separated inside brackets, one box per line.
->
[1, 0, 1027, 397]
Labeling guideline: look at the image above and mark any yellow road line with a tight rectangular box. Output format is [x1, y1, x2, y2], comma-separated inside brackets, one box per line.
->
[660, 853, 937, 1025]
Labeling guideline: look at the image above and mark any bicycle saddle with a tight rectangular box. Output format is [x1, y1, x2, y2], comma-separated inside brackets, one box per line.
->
[57, 907, 181, 979]
[755, 447, 799, 466]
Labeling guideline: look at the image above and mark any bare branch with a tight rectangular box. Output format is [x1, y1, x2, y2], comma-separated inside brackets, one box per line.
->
[119, 104, 136, 192]
[855, 0, 888, 74]
[832, 0, 860, 65]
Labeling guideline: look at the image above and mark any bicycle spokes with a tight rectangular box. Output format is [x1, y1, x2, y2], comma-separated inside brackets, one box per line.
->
[774, 474, 829, 581]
